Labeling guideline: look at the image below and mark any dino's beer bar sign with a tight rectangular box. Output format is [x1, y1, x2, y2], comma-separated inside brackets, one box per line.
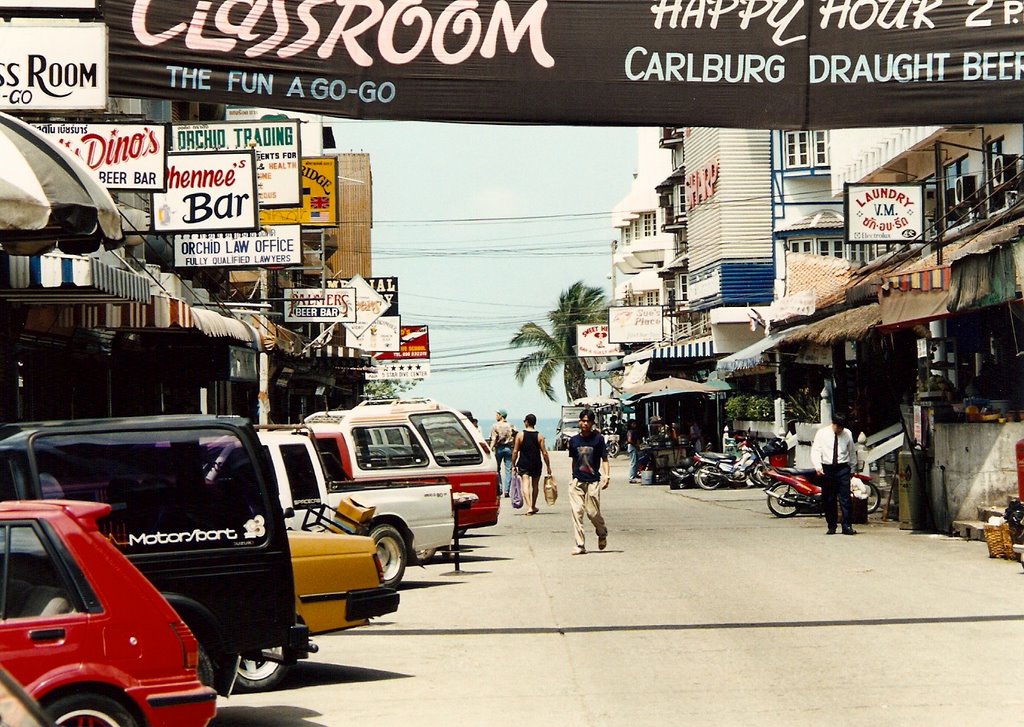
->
[104, 0, 1024, 128]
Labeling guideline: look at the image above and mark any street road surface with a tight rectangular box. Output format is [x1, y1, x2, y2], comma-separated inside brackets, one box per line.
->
[214, 451, 1024, 726]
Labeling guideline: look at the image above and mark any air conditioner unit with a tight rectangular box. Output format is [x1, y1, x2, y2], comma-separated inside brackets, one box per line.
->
[992, 154, 1007, 186]
[954, 174, 977, 206]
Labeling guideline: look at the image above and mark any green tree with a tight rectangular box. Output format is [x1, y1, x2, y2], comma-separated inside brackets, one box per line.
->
[510, 281, 608, 402]
[363, 380, 417, 400]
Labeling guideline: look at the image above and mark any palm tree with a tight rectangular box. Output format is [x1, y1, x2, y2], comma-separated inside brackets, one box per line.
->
[510, 281, 608, 402]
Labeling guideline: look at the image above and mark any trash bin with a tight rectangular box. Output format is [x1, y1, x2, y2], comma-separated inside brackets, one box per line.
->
[897, 450, 928, 531]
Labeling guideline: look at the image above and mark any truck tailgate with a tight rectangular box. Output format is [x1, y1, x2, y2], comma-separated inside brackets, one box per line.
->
[326, 478, 454, 553]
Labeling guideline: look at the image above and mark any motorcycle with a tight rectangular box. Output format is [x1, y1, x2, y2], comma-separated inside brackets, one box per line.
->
[692, 437, 784, 490]
[764, 466, 881, 518]
[667, 450, 698, 490]
[692, 442, 758, 490]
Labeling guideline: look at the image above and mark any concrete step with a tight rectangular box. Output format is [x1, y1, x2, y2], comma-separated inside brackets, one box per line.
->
[951, 520, 988, 541]
[978, 506, 1006, 522]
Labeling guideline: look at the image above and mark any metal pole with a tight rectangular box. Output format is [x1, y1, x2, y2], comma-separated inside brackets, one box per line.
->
[934, 142, 945, 266]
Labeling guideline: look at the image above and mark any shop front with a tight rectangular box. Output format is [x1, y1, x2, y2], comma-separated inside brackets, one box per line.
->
[878, 232, 1024, 532]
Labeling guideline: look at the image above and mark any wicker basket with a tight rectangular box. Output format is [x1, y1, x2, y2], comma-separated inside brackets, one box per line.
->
[983, 523, 1014, 559]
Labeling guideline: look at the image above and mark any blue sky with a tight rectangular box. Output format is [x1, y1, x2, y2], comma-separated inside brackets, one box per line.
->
[328, 120, 638, 430]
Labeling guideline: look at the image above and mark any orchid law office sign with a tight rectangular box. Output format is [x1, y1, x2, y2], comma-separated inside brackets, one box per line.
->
[105, 0, 1024, 128]
[174, 224, 302, 267]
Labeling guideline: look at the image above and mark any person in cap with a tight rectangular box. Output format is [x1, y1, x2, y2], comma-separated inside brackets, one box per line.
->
[489, 408, 515, 497]
[567, 409, 610, 555]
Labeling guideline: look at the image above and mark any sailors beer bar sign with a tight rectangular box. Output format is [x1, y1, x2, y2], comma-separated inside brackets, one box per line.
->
[104, 0, 1024, 128]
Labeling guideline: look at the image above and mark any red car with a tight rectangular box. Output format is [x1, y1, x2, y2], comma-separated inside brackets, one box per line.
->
[0, 500, 216, 727]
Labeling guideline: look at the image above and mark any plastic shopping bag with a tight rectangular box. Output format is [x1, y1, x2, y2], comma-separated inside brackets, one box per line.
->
[543, 475, 558, 506]
[511, 471, 524, 509]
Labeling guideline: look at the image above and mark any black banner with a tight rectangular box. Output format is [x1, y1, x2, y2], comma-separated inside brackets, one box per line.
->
[107, 0, 1024, 128]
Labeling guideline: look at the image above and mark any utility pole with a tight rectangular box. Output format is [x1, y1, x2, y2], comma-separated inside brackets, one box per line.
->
[610, 239, 618, 303]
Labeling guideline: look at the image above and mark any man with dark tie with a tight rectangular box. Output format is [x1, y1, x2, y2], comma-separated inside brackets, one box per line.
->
[811, 414, 859, 535]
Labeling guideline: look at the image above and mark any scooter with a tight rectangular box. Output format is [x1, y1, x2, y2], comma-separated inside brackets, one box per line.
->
[764, 466, 881, 518]
[692, 441, 759, 490]
[692, 437, 784, 490]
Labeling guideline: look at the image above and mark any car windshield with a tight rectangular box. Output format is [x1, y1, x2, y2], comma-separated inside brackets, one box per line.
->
[410, 413, 482, 466]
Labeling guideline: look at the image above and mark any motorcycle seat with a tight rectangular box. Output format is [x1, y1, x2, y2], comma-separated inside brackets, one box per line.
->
[698, 452, 733, 462]
[774, 467, 819, 477]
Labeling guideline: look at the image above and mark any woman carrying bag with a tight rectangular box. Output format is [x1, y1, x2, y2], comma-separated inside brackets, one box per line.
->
[511, 413, 552, 515]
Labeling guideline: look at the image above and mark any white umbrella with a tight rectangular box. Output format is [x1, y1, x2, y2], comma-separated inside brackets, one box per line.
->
[572, 395, 621, 407]
[0, 112, 122, 255]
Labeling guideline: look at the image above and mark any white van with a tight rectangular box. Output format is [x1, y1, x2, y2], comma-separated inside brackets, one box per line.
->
[305, 398, 500, 535]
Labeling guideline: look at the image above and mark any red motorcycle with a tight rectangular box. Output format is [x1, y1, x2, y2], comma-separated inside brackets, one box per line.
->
[764, 466, 881, 518]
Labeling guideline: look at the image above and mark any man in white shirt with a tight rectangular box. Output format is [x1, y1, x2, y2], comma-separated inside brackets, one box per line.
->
[811, 414, 858, 535]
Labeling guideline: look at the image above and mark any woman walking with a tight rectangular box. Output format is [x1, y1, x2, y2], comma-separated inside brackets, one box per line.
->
[512, 413, 552, 515]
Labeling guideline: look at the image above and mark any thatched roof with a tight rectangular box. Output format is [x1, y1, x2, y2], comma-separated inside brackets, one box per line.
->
[782, 303, 881, 346]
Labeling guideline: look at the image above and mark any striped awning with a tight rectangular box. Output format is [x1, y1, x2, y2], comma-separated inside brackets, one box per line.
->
[651, 336, 716, 360]
[58, 295, 192, 330]
[883, 265, 951, 293]
[305, 343, 366, 360]
[57, 296, 260, 349]
[191, 307, 260, 347]
[0, 252, 151, 303]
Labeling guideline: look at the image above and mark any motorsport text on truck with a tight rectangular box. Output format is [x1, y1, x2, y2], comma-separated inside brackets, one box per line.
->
[305, 398, 499, 536]
[0, 415, 309, 696]
[258, 426, 453, 588]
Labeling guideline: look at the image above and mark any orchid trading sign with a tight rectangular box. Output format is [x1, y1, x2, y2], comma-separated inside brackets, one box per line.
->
[105, 0, 1024, 128]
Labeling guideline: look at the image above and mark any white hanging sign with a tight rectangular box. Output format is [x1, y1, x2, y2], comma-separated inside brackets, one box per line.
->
[608, 306, 665, 344]
[152, 151, 258, 234]
[365, 361, 431, 381]
[342, 274, 388, 338]
[175, 225, 301, 268]
[283, 287, 356, 323]
[577, 324, 623, 356]
[346, 316, 400, 353]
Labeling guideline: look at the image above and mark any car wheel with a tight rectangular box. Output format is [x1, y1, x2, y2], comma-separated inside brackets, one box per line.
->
[236, 650, 290, 693]
[46, 693, 138, 727]
[766, 483, 798, 517]
[371, 523, 407, 588]
[196, 643, 215, 688]
[416, 548, 436, 563]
